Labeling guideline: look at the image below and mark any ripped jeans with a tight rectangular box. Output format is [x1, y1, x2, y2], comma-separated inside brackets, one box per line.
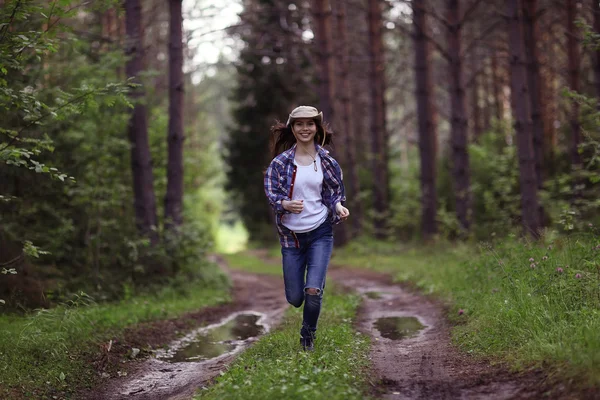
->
[281, 219, 333, 339]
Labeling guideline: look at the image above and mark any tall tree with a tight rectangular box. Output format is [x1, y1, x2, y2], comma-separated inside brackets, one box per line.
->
[312, 0, 335, 122]
[447, 0, 472, 234]
[413, 0, 438, 238]
[165, 0, 185, 229]
[522, 0, 545, 223]
[567, 0, 582, 168]
[594, 0, 600, 102]
[333, 0, 363, 236]
[490, 48, 504, 121]
[226, 0, 315, 242]
[367, 0, 389, 238]
[506, 0, 541, 238]
[125, 0, 159, 244]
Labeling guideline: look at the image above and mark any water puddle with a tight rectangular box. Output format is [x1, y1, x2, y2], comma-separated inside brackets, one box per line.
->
[374, 316, 426, 340]
[157, 312, 266, 363]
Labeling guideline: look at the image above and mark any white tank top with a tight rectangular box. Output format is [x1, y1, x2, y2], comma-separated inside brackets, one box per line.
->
[282, 154, 328, 233]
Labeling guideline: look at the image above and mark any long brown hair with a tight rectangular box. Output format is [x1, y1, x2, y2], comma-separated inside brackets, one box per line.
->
[269, 119, 334, 159]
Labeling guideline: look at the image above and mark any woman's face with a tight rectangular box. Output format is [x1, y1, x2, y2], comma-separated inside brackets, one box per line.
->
[291, 118, 318, 145]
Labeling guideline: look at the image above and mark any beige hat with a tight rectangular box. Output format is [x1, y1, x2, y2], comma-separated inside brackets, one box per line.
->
[286, 105, 323, 127]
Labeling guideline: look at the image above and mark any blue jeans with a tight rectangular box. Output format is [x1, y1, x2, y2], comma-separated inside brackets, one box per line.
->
[281, 219, 334, 339]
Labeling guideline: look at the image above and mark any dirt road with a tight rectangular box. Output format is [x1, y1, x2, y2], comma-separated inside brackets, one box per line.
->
[85, 255, 569, 400]
[84, 266, 287, 400]
[328, 267, 544, 400]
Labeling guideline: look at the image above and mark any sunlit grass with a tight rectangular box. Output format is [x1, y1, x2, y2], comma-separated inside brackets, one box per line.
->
[222, 250, 281, 275]
[215, 221, 249, 254]
[332, 233, 600, 388]
[195, 285, 371, 400]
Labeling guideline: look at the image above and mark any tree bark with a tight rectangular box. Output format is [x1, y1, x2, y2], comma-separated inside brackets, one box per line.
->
[447, 0, 471, 234]
[413, 0, 438, 238]
[594, 0, 600, 103]
[506, 0, 541, 238]
[522, 0, 545, 224]
[368, 0, 389, 238]
[165, 0, 185, 230]
[567, 0, 581, 168]
[482, 56, 492, 132]
[491, 48, 504, 121]
[312, 0, 336, 122]
[124, 0, 159, 244]
[333, 0, 363, 236]
[468, 22, 483, 141]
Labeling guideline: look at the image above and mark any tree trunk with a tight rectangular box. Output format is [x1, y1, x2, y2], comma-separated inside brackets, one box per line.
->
[567, 0, 582, 168]
[468, 23, 483, 141]
[413, 0, 438, 238]
[312, 0, 335, 122]
[522, 0, 546, 224]
[491, 48, 504, 121]
[482, 56, 492, 132]
[447, 0, 471, 235]
[506, 0, 541, 238]
[124, 0, 159, 244]
[334, 0, 363, 236]
[594, 0, 600, 103]
[368, 0, 389, 238]
[539, 29, 556, 174]
[165, 0, 185, 230]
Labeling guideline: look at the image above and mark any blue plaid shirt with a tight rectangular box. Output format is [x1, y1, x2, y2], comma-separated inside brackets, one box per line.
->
[264, 144, 346, 248]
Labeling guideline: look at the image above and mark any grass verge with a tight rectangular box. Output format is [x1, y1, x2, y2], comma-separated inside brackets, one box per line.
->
[0, 279, 230, 399]
[221, 250, 281, 275]
[332, 233, 600, 388]
[195, 285, 371, 400]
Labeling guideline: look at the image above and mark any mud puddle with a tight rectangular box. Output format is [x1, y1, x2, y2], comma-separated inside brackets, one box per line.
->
[86, 267, 288, 400]
[329, 268, 540, 399]
[157, 312, 266, 363]
[374, 316, 426, 341]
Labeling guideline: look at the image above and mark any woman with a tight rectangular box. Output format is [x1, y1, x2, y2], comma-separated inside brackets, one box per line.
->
[264, 105, 350, 351]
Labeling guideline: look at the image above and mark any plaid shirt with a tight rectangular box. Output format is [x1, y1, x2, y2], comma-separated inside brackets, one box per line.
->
[264, 144, 346, 248]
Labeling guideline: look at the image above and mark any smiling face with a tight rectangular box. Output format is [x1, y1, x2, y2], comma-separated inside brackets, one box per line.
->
[291, 118, 318, 145]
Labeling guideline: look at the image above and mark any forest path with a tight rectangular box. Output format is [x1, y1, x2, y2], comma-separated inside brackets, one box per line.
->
[328, 267, 544, 399]
[85, 251, 550, 400]
[84, 259, 287, 400]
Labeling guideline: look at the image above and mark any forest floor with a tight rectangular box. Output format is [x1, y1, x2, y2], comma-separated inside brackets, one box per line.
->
[82, 251, 590, 400]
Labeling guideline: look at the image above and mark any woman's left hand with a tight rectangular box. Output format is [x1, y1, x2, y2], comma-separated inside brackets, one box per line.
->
[335, 203, 350, 221]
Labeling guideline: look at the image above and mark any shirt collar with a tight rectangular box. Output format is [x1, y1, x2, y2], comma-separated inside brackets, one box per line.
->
[285, 143, 329, 161]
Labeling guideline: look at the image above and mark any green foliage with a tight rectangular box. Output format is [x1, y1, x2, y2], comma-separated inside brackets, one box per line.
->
[0, 0, 229, 307]
[468, 126, 522, 237]
[388, 149, 421, 239]
[198, 286, 370, 400]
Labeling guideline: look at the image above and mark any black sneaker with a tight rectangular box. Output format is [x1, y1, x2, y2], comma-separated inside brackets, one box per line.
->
[300, 335, 314, 351]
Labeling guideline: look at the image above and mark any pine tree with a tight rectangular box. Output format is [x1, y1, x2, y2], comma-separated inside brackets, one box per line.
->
[225, 0, 316, 241]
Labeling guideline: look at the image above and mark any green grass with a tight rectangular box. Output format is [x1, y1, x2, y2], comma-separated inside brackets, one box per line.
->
[332, 234, 600, 387]
[0, 280, 231, 398]
[215, 221, 249, 254]
[222, 250, 281, 275]
[195, 286, 371, 400]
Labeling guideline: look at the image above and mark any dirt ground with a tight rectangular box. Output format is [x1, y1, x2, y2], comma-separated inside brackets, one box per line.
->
[82, 261, 287, 400]
[328, 267, 553, 400]
[83, 254, 597, 400]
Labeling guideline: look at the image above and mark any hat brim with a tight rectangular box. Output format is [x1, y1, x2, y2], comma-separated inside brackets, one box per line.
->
[286, 112, 323, 127]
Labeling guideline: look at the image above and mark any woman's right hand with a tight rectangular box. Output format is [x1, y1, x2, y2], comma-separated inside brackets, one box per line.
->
[282, 199, 304, 214]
